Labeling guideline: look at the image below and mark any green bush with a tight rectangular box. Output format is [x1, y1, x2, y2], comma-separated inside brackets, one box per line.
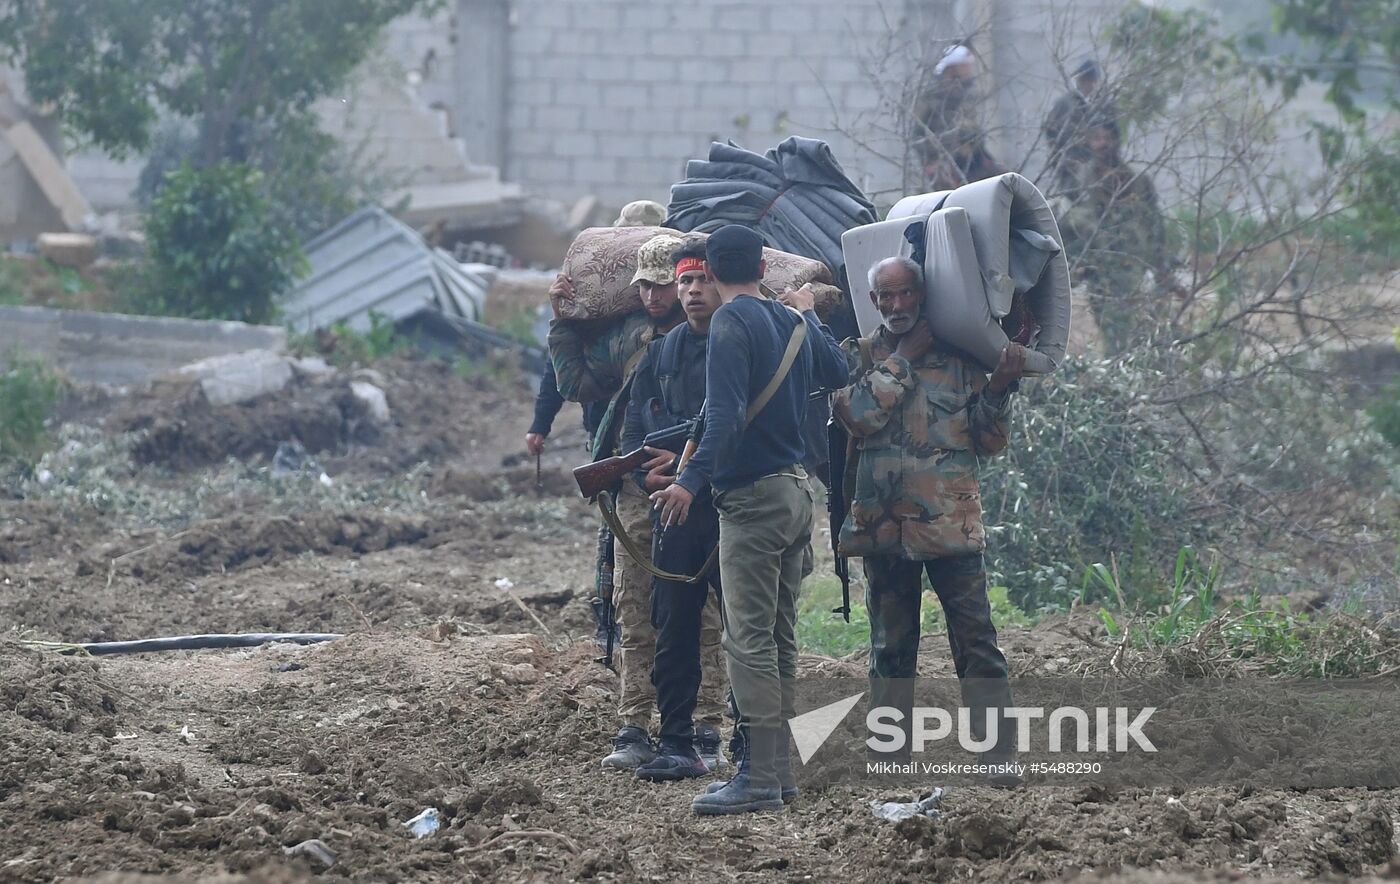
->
[0, 356, 60, 467]
[140, 162, 305, 324]
[982, 358, 1204, 614]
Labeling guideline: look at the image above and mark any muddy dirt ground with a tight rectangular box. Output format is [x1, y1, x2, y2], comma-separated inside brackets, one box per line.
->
[2, 357, 1397, 882]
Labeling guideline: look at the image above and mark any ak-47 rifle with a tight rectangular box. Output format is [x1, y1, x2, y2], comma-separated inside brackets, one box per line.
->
[573, 419, 697, 500]
[827, 414, 853, 622]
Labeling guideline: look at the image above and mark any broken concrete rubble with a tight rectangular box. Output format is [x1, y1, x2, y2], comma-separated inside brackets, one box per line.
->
[349, 380, 391, 426]
[176, 349, 295, 408]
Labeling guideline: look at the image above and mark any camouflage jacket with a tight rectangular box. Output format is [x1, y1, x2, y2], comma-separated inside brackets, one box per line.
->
[831, 328, 1011, 559]
[1057, 159, 1167, 280]
[548, 310, 655, 405]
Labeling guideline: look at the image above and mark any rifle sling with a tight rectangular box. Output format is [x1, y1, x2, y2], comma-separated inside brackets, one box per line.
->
[590, 315, 807, 585]
[596, 489, 718, 584]
[745, 315, 807, 423]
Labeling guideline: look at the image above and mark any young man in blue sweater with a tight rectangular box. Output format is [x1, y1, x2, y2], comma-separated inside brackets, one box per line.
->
[651, 225, 850, 815]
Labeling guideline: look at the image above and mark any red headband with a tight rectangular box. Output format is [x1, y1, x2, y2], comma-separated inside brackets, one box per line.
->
[675, 257, 705, 276]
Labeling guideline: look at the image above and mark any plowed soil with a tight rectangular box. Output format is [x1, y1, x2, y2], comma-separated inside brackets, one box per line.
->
[2, 357, 1396, 882]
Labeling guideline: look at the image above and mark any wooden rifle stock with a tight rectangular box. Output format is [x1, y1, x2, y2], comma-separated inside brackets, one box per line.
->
[573, 421, 694, 499]
[573, 448, 652, 500]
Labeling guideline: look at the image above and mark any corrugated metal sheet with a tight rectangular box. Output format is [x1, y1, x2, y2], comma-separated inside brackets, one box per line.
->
[281, 206, 496, 333]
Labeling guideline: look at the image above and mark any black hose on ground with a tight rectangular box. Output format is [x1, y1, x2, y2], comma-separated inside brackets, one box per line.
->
[50, 633, 344, 656]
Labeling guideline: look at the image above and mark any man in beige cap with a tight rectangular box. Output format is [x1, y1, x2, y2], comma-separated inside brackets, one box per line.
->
[613, 199, 667, 228]
[548, 233, 700, 770]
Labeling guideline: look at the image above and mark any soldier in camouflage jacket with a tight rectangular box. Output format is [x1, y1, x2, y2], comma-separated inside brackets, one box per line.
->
[831, 256, 1030, 784]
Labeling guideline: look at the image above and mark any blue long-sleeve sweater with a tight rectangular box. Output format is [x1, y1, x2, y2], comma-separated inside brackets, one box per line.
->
[677, 295, 849, 495]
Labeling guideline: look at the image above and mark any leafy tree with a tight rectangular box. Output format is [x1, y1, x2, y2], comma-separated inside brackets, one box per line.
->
[1262, 0, 1400, 121]
[0, 0, 434, 164]
[0, 0, 434, 315]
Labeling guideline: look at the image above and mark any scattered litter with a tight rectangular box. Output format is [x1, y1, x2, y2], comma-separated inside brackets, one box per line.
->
[178, 724, 196, 744]
[283, 838, 337, 868]
[494, 578, 514, 590]
[403, 807, 441, 839]
[871, 788, 944, 822]
[318, 472, 334, 488]
[114, 732, 139, 741]
[35, 469, 52, 484]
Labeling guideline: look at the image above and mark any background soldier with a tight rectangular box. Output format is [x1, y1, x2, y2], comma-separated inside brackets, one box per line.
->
[1043, 58, 1118, 193]
[621, 238, 730, 780]
[1056, 116, 1172, 354]
[831, 257, 1030, 786]
[911, 43, 1001, 191]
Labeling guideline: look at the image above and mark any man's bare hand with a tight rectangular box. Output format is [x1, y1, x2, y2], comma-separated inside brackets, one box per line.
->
[779, 283, 817, 314]
[988, 342, 1030, 394]
[640, 446, 676, 492]
[548, 272, 576, 308]
[650, 483, 694, 528]
[525, 432, 546, 457]
[895, 320, 934, 362]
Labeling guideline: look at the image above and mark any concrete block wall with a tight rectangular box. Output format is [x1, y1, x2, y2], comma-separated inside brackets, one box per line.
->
[500, 0, 913, 207]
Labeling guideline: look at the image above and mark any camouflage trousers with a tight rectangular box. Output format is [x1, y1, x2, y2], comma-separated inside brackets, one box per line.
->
[863, 553, 1014, 754]
[613, 481, 726, 730]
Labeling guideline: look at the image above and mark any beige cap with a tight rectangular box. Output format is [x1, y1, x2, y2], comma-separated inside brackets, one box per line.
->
[613, 200, 667, 228]
[630, 233, 684, 286]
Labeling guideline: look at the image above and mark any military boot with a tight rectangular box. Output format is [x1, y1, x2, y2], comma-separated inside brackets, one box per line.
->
[636, 737, 708, 781]
[695, 724, 731, 772]
[775, 737, 799, 802]
[705, 729, 797, 803]
[600, 726, 656, 771]
[692, 726, 784, 815]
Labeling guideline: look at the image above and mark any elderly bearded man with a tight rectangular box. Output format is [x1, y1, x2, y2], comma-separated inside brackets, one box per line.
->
[832, 256, 1032, 786]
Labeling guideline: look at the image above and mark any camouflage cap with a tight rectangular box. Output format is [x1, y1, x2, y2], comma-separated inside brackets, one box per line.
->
[613, 200, 667, 228]
[631, 234, 683, 286]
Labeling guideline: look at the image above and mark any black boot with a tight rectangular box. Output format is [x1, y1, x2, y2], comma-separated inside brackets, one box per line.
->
[692, 726, 784, 815]
[636, 737, 709, 781]
[775, 736, 799, 802]
[705, 727, 798, 803]
[600, 725, 656, 771]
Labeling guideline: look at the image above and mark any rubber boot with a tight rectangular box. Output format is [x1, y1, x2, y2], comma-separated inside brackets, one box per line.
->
[692, 726, 784, 815]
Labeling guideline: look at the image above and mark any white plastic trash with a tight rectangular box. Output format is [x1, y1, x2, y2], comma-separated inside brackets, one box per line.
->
[403, 807, 441, 838]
